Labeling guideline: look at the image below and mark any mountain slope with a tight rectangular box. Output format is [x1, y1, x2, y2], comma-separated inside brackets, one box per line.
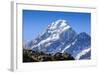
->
[62, 32, 91, 59]
[29, 19, 76, 54]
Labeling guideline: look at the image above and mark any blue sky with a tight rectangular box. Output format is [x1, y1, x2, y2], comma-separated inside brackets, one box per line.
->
[23, 10, 91, 42]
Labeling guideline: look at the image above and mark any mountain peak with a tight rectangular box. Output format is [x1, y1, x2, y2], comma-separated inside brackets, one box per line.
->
[48, 19, 70, 31]
[53, 19, 68, 26]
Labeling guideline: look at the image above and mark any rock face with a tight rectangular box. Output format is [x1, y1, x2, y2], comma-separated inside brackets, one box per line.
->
[63, 32, 91, 59]
[24, 19, 91, 61]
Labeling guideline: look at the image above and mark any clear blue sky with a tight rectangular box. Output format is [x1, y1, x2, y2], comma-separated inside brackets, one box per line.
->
[23, 10, 91, 42]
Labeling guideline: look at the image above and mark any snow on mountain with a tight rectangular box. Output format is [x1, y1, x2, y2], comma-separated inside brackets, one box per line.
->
[37, 20, 70, 46]
[61, 44, 71, 53]
[62, 32, 91, 59]
[48, 20, 70, 31]
[28, 19, 76, 53]
[24, 19, 91, 60]
[79, 50, 91, 59]
[75, 48, 91, 60]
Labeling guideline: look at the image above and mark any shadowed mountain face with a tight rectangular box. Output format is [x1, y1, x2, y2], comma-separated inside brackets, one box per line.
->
[63, 32, 91, 59]
[23, 19, 91, 61]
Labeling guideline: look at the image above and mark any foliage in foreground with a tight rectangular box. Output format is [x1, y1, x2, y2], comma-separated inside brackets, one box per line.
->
[23, 49, 75, 62]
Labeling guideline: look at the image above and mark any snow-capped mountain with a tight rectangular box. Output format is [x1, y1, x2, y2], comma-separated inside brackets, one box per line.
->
[24, 19, 91, 60]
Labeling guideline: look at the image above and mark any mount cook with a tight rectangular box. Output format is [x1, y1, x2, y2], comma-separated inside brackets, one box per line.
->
[24, 19, 91, 60]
